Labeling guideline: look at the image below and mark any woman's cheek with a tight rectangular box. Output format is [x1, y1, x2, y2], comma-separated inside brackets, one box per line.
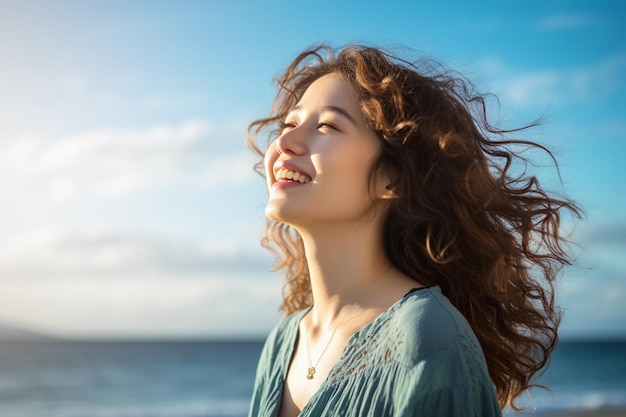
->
[264, 146, 278, 183]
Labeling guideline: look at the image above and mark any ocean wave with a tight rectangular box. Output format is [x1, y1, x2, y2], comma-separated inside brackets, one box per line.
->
[505, 389, 626, 415]
[7, 391, 626, 417]
[2, 400, 250, 417]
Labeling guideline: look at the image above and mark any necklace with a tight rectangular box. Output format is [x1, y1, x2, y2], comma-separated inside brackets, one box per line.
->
[303, 265, 391, 380]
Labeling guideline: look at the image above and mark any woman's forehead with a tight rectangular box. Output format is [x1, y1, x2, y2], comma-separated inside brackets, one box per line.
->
[291, 73, 364, 122]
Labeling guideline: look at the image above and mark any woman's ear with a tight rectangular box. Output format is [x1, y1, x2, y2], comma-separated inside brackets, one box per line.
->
[373, 169, 398, 200]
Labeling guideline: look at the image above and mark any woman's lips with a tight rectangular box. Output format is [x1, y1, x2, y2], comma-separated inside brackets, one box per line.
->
[271, 168, 312, 191]
[272, 179, 309, 190]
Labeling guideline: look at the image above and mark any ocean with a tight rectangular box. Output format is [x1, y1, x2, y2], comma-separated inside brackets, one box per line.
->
[0, 339, 624, 416]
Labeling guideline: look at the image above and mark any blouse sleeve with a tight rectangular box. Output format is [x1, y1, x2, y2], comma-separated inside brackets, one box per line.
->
[248, 327, 275, 417]
[248, 311, 304, 417]
[392, 345, 502, 417]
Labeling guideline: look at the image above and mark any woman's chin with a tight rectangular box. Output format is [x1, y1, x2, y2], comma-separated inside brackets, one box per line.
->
[265, 203, 301, 224]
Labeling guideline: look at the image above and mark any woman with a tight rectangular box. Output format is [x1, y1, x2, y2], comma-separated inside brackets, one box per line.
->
[246, 45, 579, 417]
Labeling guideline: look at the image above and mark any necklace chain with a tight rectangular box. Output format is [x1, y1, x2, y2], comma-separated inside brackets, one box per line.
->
[303, 265, 391, 380]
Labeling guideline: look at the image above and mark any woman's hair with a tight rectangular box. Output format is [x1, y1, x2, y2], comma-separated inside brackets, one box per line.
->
[246, 44, 580, 409]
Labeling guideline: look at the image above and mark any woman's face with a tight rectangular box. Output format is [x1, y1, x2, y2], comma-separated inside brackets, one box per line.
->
[264, 73, 386, 228]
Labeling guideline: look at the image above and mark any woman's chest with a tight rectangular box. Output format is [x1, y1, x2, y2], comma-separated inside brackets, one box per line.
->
[277, 335, 346, 417]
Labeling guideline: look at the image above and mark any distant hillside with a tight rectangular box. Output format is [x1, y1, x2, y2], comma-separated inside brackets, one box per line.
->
[0, 322, 53, 341]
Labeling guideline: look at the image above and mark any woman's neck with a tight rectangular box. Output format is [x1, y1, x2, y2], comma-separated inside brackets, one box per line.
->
[297, 222, 392, 330]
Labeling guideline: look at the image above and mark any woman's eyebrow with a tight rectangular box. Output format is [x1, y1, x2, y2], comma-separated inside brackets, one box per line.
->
[288, 105, 356, 125]
[319, 105, 356, 124]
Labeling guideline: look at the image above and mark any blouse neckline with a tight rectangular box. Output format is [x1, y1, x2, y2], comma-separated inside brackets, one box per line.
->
[277, 286, 436, 416]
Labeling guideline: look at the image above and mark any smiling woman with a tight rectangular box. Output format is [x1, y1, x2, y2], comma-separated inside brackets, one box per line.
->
[246, 45, 580, 417]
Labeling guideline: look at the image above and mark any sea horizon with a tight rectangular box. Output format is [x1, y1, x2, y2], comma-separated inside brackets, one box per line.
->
[1, 338, 625, 417]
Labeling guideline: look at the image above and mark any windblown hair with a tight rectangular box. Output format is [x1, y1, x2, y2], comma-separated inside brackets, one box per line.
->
[246, 45, 580, 409]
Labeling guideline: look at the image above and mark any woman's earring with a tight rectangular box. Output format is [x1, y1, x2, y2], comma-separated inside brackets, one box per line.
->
[379, 184, 397, 200]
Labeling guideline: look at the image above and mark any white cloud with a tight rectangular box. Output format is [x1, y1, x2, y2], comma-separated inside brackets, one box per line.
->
[199, 152, 259, 187]
[481, 52, 626, 106]
[535, 13, 607, 31]
[501, 71, 562, 106]
[0, 119, 257, 208]
[0, 274, 281, 338]
[559, 267, 626, 338]
[0, 226, 271, 280]
[0, 226, 280, 337]
[0, 117, 270, 338]
[557, 221, 626, 337]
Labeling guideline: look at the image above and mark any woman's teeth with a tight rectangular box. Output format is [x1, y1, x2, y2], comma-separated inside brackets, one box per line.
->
[276, 169, 311, 183]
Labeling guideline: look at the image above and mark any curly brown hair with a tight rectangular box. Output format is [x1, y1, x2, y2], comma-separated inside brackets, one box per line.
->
[246, 44, 580, 409]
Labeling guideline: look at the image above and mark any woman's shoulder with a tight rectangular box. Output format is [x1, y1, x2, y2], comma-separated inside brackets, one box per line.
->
[393, 286, 470, 333]
[383, 286, 486, 365]
[385, 287, 501, 414]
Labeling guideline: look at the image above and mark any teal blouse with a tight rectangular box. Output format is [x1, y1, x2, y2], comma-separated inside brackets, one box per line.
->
[249, 286, 502, 417]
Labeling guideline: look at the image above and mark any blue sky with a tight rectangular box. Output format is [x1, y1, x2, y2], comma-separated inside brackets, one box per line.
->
[0, 0, 624, 339]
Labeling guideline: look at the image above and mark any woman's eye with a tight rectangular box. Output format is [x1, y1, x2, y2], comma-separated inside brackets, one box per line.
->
[279, 121, 297, 131]
[317, 122, 338, 131]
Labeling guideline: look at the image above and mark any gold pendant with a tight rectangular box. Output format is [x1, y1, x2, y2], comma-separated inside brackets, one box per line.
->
[307, 367, 316, 379]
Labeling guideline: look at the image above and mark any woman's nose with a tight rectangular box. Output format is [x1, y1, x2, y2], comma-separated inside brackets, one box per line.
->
[275, 125, 307, 156]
